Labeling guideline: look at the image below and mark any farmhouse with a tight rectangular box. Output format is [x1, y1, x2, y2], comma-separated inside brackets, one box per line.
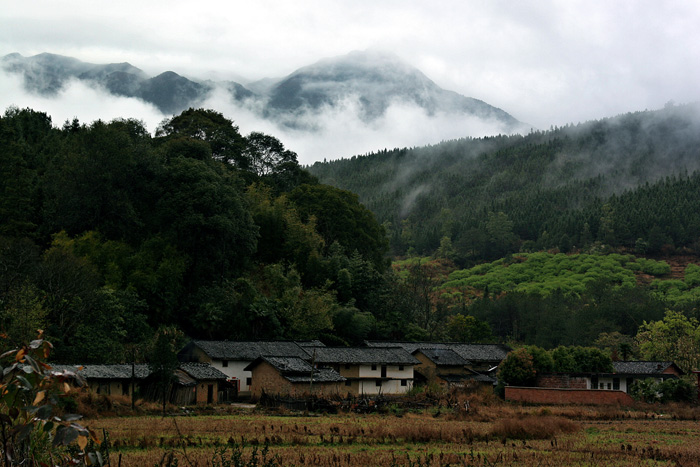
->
[172, 362, 232, 405]
[411, 348, 495, 391]
[507, 360, 685, 405]
[593, 361, 684, 393]
[51, 364, 150, 397]
[307, 346, 419, 395]
[366, 341, 511, 372]
[177, 340, 320, 395]
[244, 356, 346, 398]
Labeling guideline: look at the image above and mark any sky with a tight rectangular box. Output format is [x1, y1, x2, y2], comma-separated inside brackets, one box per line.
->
[2, 0, 700, 163]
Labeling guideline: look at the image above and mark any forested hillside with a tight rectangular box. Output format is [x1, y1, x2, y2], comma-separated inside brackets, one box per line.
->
[4, 104, 700, 371]
[0, 107, 407, 362]
[309, 103, 700, 262]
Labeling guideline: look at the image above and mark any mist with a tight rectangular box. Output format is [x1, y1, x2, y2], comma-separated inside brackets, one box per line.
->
[0, 70, 518, 165]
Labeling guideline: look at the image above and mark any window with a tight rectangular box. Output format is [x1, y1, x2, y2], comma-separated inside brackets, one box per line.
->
[599, 383, 604, 390]
[375, 380, 382, 387]
[399, 365, 404, 371]
[345, 364, 351, 370]
[612, 378, 620, 390]
[246, 377, 252, 386]
[401, 379, 407, 387]
[222, 360, 228, 368]
[607, 383, 611, 390]
[345, 380, 351, 387]
[371, 364, 377, 371]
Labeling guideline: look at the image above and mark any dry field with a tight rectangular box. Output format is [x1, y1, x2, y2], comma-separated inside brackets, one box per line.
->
[85, 402, 700, 466]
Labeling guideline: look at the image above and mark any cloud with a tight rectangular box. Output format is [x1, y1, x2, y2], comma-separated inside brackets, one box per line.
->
[0, 70, 165, 132]
[4, 0, 700, 137]
[0, 72, 519, 165]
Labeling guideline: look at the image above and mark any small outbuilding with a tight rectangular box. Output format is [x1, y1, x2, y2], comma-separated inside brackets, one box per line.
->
[244, 356, 345, 399]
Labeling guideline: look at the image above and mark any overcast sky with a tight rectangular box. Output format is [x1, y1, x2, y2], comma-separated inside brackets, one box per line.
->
[2, 0, 700, 163]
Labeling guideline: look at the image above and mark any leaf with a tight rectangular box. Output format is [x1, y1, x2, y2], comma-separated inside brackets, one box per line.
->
[29, 339, 43, 349]
[88, 427, 101, 444]
[63, 382, 71, 394]
[43, 421, 54, 432]
[35, 404, 53, 420]
[15, 375, 32, 390]
[77, 435, 88, 451]
[16, 423, 33, 442]
[63, 413, 83, 422]
[24, 354, 41, 374]
[33, 390, 46, 405]
[0, 349, 17, 359]
[15, 348, 26, 362]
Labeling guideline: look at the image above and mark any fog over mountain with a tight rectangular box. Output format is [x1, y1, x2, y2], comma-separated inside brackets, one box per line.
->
[1, 51, 530, 164]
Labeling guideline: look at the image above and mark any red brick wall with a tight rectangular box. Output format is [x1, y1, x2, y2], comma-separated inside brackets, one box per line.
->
[505, 386, 635, 405]
[536, 374, 589, 389]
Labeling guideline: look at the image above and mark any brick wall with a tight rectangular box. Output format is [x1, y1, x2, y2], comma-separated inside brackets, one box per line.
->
[505, 386, 635, 405]
[537, 374, 589, 389]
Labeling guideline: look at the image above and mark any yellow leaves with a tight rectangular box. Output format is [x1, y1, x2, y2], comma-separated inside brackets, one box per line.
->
[63, 382, 71, 394]
[77, 434, 88, 451]
[15, 348, 26, 362]
[33, 390, 45, 405]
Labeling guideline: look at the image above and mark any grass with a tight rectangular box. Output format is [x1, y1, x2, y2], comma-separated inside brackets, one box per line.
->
[81, 400, 700, 466]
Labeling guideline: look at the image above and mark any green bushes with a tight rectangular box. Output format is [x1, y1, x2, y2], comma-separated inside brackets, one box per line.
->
[629, 378, 696, 403]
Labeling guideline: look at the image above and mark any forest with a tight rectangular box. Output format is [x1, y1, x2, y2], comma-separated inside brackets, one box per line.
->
[309, 102, 700, 263]
[2, 104, 700, 372]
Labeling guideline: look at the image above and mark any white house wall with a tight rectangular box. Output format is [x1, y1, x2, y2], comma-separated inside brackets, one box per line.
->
[209, 360, 252, 392]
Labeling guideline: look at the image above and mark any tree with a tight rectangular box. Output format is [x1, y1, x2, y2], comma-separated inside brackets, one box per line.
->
[244, 132, 298, 177]
[155, 108, 246, 168]
[498, 348, 536, 386]
[636, 310, 700, 372]
[155, 157, 257, 288]
[289, 184, 388, 271]
[148, 326, 183, 415]
[446, 314, 493, 343]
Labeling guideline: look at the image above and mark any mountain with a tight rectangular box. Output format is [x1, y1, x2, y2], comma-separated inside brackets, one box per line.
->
[1, 52, 210, 114]
[2, 51, 525, 132]
[259, 51, 522, 130]
[308, 102, 700, 260]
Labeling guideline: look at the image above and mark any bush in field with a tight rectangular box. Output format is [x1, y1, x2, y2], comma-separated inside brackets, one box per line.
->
[490, 416, 579, 440]
[0, 333, 105, 465]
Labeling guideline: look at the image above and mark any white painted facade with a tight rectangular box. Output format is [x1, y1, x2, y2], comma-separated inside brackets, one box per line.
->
[208, 359, 253, 393]
[340, 363, 414, 395]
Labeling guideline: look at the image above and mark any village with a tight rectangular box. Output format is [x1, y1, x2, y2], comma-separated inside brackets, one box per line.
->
[51, 340, 696, 407]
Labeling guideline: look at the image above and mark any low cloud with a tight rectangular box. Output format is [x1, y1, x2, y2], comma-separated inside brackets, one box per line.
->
[1, 72, 519, 165]
[0, 70, 165, 132]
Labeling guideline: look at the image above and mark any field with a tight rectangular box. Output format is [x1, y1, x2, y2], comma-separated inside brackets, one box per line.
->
[84, 400, 700, 466]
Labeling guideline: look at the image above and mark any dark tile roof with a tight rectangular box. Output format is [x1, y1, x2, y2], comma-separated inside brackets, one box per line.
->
[244, 357, 345, 384]
[365, 341, 511, 363]
[438, 373, 495, 384]
[612, 361, 683, 376]
[50, 364, 151, 379]
[181, 340, 310, 361]
[414, 348, 470, 367]
[285, 368, 346, 384]
[296, 340, 326, 348]
[247, 356, 315, 374]
[179, 362, 229, 380]
[308, 347, 419, 366]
